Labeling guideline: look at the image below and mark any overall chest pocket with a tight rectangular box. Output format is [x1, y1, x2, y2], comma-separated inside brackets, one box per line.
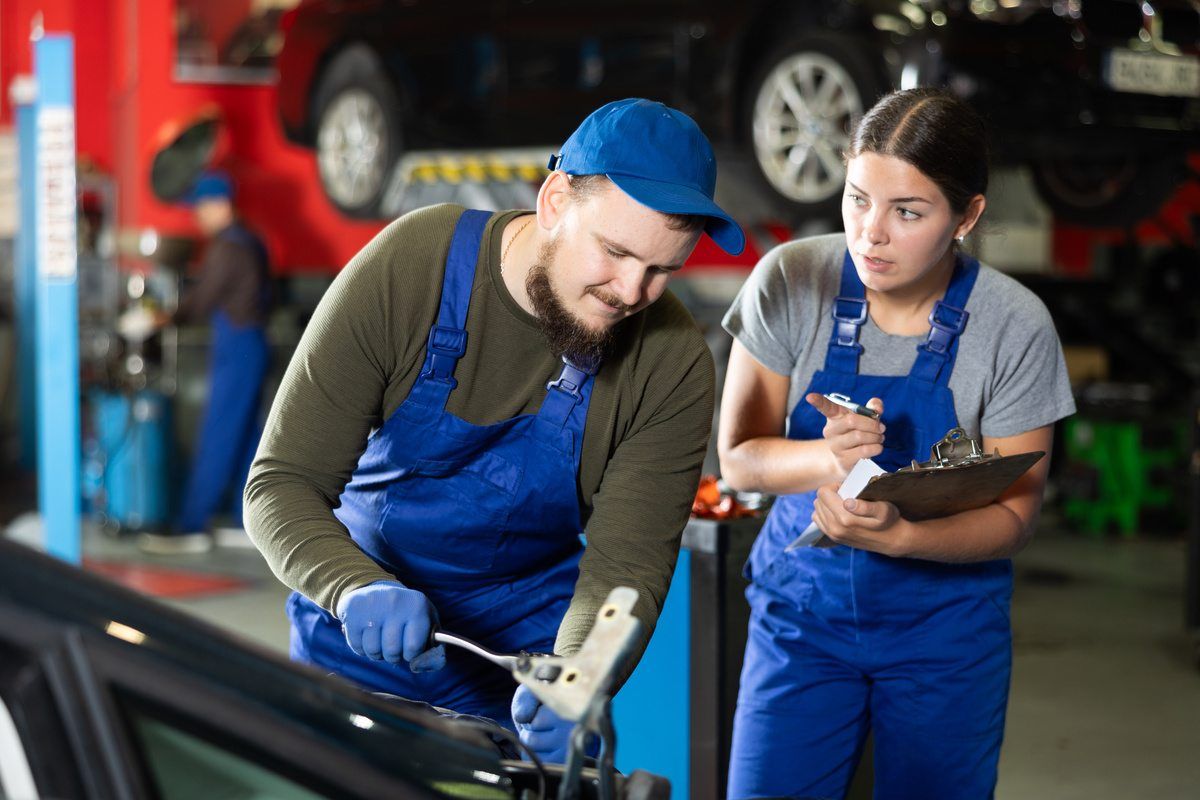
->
[880, 424, 918, 466]
[380, 450, 523, 570]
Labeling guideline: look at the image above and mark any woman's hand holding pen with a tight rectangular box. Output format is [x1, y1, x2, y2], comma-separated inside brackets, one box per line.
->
[805, 394, 913, 555]
[804, 393, 886, 479]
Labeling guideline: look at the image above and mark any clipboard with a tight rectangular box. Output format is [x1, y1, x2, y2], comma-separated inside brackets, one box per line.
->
[856, 428, 1045, 522]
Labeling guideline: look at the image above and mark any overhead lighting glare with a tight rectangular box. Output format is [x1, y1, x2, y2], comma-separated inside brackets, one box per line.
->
[472, 771, 502, 785]
[105, 621, 146, 645]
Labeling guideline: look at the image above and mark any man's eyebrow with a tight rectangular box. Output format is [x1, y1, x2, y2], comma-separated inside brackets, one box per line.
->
[597, 234, 641, 259]
[846, 180, 932, 204]
[596, 234, 685, 271]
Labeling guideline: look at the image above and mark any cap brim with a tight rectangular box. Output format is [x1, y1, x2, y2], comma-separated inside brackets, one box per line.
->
[608, 173, 746, 256]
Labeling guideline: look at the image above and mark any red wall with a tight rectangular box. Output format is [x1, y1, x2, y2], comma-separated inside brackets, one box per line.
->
[3, 0, 383, 275]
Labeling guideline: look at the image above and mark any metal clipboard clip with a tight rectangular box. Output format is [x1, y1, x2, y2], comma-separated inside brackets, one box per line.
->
[899, 427, 1001, 472]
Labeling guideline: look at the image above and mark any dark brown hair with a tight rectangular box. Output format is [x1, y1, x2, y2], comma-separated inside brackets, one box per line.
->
[846, 88, 989, 214]
[566, 174, 705, 234]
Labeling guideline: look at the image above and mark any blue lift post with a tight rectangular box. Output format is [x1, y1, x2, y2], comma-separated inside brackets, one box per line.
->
[612, 548, 692, 796]
[31, 34, 81, 564]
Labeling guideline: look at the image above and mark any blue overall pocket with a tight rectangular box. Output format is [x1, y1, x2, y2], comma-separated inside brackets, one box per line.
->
[380, 449, 521, 570]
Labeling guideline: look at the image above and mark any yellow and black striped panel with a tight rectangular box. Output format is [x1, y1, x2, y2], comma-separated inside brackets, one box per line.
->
[400, 149, 550, 186]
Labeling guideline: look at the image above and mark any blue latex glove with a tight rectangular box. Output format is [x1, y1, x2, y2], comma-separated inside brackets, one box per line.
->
[511, 684, 575, 764]
[336, 580, 445, 673]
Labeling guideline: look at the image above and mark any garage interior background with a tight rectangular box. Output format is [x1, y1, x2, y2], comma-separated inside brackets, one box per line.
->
[0, 0, 1198, 798]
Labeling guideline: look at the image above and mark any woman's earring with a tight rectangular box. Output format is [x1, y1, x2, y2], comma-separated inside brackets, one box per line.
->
[955, 235, 965, 244]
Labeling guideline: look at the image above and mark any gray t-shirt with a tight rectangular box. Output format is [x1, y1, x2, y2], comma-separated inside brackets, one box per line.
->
[723, 233, 1076, 440]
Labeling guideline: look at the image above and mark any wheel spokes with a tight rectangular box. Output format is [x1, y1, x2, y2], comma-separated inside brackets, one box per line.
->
[753, 51, 865, 203]
[318, 89, 390, 208]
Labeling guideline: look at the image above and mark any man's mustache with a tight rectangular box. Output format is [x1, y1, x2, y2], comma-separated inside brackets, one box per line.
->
[587, 287, 633, 313]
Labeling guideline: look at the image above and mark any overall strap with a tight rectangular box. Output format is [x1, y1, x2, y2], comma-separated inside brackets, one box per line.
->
[909, 253, 980, 386]
[538, 357, 598, 429]
[824, 250, 868, 374]
[410, 209, 491, 408]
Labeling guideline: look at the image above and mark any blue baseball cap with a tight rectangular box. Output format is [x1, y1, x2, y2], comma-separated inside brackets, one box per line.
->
[548, 99, 745, 256]
[183, 169, 234, 205]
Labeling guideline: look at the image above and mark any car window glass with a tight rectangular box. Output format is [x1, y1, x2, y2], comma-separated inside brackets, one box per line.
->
[0, 697, 38, 800]
[175, 0, 301, 84]
[128, 710, 329, 800]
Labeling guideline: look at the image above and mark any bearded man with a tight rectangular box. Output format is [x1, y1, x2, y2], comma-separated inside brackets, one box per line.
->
[244, 99, 744, 761]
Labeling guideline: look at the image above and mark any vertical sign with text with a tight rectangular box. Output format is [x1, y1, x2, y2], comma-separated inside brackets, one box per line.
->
[35, 106, 77, 280]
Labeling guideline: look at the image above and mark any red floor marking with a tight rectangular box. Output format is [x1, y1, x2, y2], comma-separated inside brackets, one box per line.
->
[84, 558, 250, 599]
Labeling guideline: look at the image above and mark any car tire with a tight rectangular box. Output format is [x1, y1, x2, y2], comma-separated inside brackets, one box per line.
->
[1030, 153, 1188, 229]
[744, 33, 884, 224]
[310, 44, 402, 218]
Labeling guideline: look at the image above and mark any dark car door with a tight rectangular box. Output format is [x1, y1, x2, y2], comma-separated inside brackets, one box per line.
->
[491, 0, 708, 145]
[0, 538, 516, 800]
[0, 609, 461, 799]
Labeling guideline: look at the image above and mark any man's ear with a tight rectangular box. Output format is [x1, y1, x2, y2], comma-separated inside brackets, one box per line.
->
[536, 170, 574, 232]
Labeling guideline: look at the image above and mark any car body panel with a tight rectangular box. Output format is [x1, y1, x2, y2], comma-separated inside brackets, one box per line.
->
[0, 539, 515, 798]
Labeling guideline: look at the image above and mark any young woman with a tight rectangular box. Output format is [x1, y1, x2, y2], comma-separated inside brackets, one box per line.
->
[719, 88, 1075, 799]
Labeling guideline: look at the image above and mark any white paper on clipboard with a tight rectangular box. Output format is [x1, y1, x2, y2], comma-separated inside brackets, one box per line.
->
[785, 458, 887, 550]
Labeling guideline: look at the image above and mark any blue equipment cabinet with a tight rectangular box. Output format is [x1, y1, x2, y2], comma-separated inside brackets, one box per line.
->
[84, 389, 172, 531]
[613, 515, 762, 799]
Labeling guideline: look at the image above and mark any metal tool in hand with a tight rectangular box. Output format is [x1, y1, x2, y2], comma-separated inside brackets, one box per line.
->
[433, 588, 643, 800]
[431, 631, 524, 671]
[432, 586, 641, 723]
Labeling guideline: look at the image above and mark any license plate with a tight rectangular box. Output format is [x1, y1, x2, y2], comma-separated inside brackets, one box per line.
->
[1105, 49, 1200, 98]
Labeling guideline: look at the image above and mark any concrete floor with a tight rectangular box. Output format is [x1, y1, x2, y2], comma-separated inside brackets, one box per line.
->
[9, 516, 1199, 798]
[1000, 531, 1200, 799]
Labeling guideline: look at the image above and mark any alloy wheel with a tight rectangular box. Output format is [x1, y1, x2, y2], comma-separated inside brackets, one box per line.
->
[316, 88, 390, 211]
[752, 52, 865, 204]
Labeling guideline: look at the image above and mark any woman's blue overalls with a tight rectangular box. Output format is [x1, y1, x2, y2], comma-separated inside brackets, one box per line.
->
[728, 251, 1012, 800]
[288, 210, 595, 724]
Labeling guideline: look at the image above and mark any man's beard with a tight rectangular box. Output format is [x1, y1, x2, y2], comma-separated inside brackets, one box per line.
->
[525, 238, 623, 371]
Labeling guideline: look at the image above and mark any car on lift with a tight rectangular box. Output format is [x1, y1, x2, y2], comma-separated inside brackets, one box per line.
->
[274, 0, 1199, 228]
[0, 539, 664, 799]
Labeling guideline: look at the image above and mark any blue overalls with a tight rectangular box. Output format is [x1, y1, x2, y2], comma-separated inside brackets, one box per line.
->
[177, 225, 270, 532]
[728, 252, 1012, 800]
[288, 210, 596, 723]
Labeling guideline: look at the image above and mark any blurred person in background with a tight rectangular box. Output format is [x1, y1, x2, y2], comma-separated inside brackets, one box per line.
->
[139, 170, 272, 555]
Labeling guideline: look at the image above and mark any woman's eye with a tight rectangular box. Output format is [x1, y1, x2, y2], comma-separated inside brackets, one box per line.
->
[846, 194, 866, 207]
[605, 247, 623, 258]
[898, 207, 920, 220]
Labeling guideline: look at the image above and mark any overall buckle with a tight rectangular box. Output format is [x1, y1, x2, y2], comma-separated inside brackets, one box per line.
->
[428, 325, 467, 358]
[546, 357, 596, 401]
[832, 296, 868, 349]
[426, 325, 467, 380]
[923, 302, 969, 355]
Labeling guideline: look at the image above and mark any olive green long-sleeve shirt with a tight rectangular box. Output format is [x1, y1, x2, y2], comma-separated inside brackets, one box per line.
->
[244, 204, 714, 660]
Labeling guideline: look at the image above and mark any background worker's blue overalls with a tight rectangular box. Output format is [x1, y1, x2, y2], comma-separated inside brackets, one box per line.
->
[177, 224, 270, 533]
[289, 210, 596, 724]
[728, 252, 1013, 800]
